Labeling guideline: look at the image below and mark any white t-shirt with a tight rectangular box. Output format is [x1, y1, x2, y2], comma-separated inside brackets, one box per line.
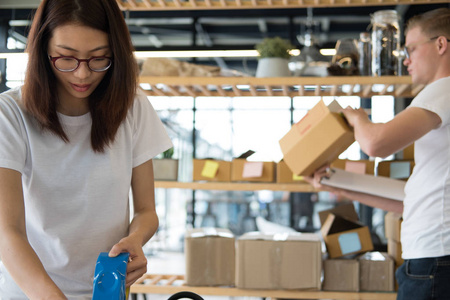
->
[402, 76, 450, 259]
[0, 87, 172, 299]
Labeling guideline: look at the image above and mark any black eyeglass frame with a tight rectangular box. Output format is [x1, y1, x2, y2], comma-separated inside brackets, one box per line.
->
[404, 36, 450, 59]
[48, 55, 113, 72]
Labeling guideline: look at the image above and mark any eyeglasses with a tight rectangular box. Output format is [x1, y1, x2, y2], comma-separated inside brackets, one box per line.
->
[49, 55, 112, 72]
[404, 36, 450, 59]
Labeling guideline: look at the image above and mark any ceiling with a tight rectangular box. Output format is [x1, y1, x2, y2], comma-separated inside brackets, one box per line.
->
[0, 1, 448, 74]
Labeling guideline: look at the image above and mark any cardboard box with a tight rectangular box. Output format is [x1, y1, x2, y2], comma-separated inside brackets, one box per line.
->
[193, 159, 231, 182]
[378, 160, 415, 180]
[331, 159, 375, 175]
[385, 212, 402, 242]
[319, 203, 373, 258]
[387, 239, 403, 268]
[358, 252, 395, 292]
[185, 228, 235, 286]
[323, 258, 359, 292]
[385, 212, 404, 269]
[231, 151, 275, 182]
[236, 232, 322, 290]
[401, 143, 414, 160]
[279, 100, 354, 176]
[276, 160, 305, 183]
[153, 159, 179, 181]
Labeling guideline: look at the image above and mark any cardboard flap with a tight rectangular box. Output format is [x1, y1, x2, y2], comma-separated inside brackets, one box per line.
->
[236, 150, 255, 159]
[328, 215, 363, 234]
[359, 251, 389, 262]
[186, 227, 234, 239]
[319, 203, 359, 225]
[320, 213, 363, 236]
[327, 100, 343, 113]
[320, 213, 336, 237]
[239, 231, 320, 242]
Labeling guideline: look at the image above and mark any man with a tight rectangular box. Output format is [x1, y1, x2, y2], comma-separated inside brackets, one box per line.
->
[306, 8, 450, 300]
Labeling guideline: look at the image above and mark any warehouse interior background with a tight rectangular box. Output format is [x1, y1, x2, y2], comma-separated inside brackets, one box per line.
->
[0, 1, 449, 254]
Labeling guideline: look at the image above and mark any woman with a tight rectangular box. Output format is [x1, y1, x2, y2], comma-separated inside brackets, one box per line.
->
[0, 0, 172, 299]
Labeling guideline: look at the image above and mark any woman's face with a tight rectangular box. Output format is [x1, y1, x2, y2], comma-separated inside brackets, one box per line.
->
[47, 24, 111, 116]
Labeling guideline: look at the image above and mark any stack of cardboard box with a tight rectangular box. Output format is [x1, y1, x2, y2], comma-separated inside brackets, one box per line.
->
[323, 252, 395, 292]
[319, 204, 395, 292]
[385, 212, 403, 275]
[235, 232, 322, 290]
[185, 229, 322, 290]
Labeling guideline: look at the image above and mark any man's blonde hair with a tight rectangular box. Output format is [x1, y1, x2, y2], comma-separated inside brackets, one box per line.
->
[405, 8, 450, 39]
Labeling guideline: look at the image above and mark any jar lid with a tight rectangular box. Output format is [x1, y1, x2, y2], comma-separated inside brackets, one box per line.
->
[371, 10, 400, 24]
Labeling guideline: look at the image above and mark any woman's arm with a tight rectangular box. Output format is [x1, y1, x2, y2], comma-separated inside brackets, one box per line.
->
[0, 168, 67, 299]
[108, 159, 159, 287]
[304, 165, 403, 214]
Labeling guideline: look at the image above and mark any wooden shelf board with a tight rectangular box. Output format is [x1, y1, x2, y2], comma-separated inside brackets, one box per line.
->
[130, 274, 397, 299]
[118, 0, 446, 11]
[155, 181, 316, 192]
[139, 76, 424, 98]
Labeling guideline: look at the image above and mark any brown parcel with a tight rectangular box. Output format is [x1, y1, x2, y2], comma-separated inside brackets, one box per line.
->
[276, 160, 305, 183]
[358, 252, 395, 292]
[377, 160, 415, 180]
[323, 258, 359, 292]
[185, 228, 235, 286]
[236, 232, 321, 290]
[231, 159, 275, 182]
[193, 159, 232, 182]
[279, 100, 354, 176]
[385, 212, 404, 268]
[330, 159, 375, 175]
[153, 158, 179, 181]
[319, 203, 373, 259]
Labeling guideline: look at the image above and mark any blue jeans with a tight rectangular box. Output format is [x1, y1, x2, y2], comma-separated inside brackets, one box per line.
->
[396, 255, 450, 300]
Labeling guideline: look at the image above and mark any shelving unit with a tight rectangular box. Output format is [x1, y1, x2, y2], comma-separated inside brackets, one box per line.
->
[126, 2, 425, 298]
[130, 274, 397, 300]
[140, 75, 424, 98]
[117, 0, 446, 11]
[155, 180, 316, 192]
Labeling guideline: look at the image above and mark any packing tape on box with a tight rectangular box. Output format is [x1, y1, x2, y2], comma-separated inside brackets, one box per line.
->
[269, 244, 283, 288]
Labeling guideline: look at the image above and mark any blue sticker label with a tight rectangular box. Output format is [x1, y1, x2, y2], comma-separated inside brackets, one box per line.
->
[338, 232, 362, 255]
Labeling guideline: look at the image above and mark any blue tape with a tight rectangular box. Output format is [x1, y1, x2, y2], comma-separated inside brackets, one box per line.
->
[92, 252, 130, 300]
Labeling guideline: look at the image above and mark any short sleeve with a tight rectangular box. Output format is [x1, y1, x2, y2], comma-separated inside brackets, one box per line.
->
[409, 77, 450, 127]
[0, 89, 27, 173]
[131, 89, 173, 168]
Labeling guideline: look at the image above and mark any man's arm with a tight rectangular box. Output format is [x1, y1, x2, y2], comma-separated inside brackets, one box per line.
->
[342, 106, 441, 158]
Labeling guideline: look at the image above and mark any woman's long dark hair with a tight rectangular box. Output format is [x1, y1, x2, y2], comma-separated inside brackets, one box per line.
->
[22, 0, 138, 152]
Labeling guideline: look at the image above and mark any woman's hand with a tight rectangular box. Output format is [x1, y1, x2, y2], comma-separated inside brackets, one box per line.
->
[108, 235, 148, 287]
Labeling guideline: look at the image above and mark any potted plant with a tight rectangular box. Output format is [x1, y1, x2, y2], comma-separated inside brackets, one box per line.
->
[153, 147, 179, 181]
[255, 37, 294, 77]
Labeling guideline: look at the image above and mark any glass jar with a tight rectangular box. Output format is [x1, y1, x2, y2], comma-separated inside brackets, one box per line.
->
[371, 10, 400, 76]
[358, 32, 372, 76]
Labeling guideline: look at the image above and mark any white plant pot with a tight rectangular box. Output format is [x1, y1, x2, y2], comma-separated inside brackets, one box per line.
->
[255, 57, 291, 78]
